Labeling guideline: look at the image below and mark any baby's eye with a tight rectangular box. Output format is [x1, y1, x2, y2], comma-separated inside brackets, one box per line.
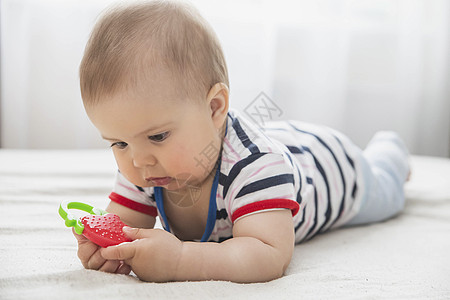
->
[111, 141, 128, 149]
[148, 132, 170, 142]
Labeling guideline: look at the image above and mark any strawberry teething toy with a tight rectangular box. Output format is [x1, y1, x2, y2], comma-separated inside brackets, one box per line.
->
[59, 201, 132, 247]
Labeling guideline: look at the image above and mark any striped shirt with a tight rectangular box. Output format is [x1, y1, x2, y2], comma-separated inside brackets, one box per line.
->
[109, 108, 365, 243]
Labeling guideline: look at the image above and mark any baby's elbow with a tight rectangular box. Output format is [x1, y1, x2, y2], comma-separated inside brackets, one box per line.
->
[274, 264, 287, 281]
[269, 244, 294, 281]
[265, 259, 290, 282]
[280, 251, 293, 277]
[280, 238, 295, 275]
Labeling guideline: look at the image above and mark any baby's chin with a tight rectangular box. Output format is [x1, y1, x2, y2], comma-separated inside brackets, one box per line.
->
[165, 175, 203, 191]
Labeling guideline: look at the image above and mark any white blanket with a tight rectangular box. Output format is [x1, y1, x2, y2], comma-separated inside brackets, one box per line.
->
[1, 150, 449, 299]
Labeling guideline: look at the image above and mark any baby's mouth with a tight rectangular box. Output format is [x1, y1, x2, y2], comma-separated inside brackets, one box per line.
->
[145, 176, 172, 186]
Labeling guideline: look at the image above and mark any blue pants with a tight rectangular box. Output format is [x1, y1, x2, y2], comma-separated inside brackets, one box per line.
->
[346, 131, 410, 226]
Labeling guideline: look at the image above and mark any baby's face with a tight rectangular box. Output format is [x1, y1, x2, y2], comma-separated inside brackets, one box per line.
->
[86, 82, 223, 191]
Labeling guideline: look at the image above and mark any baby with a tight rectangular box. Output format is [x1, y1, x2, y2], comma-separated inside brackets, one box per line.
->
[75, 0, 410, 283]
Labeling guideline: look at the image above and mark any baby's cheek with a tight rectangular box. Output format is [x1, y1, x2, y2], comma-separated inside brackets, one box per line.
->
[169, 143, 203, 173]
[115, 158, 145, 186]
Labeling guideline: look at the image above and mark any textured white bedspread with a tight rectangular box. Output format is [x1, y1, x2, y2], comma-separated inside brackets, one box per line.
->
[1, 150, 449, 299]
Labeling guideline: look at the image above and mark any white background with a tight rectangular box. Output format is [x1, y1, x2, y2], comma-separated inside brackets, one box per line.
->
[1, 0, 449, 157]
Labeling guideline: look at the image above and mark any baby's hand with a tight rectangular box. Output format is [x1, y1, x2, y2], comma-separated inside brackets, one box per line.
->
[100, 227, 183, 282]
[73, 229, 131, 275]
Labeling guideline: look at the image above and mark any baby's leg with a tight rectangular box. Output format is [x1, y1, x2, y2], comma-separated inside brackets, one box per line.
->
[346, 131, 410, 226]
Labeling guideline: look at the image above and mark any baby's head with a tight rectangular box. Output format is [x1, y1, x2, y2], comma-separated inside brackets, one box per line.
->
[80, 0, 229, 106]
[80, 1, 230, 191]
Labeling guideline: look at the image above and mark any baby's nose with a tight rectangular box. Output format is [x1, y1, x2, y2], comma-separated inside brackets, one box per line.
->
[132, 152, 157, 168]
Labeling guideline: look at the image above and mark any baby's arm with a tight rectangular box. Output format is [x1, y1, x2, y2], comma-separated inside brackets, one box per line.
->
[178, 209, 295, 282]
[101, 209, 295, 283]
[74, 201, 156, 273]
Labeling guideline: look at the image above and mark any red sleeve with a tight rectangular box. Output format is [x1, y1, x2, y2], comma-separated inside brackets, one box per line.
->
[231, 198, 299, 223]
[109, 192, 157, 217]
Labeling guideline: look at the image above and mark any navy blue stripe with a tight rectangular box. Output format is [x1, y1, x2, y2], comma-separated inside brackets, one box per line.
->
[283, 146, 304, 206]
[302, 146, 332, 234]
[220, 153, 267, 199]
[284, 146, 304, 206]
[333, 135, 355, 169]
[295, 206, 306, 232]
[296, 186, 303, 206]
[236, 173, 295, 199]
[284, 151, 294, 167]
[229, 114, 260, 154]
[288, 123, 347, 228]
[295, 177, 314, 235]
[288, 144, 327, 229]
[333, 134, 358, 200]
[286, 145, 304, 154]
[351, 184, 357, 198]
[219, 172, 227, 193]
[304, 177, 319, 241]
[345, 153, 355, 169]
[216, 208, 228, 220]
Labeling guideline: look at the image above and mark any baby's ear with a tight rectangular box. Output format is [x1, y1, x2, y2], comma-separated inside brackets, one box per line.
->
[207, 83, 229, 128]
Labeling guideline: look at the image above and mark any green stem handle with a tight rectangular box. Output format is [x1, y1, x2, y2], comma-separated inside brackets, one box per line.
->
[58, 201, 108, 235]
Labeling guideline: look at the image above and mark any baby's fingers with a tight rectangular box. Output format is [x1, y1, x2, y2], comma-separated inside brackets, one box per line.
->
[86, 248, 108, 270]
[116, 262, 132, 275]
[72, 229, 105, 269]
[72, 228, 88, 241]
[99, 260, 121, 273]
[101, 242, 136, 261]
[72, 229, 96, 250]
[73, 233, 94, 265]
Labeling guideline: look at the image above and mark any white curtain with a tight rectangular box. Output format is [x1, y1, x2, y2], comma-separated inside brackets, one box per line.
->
[2, 0, 449, 157]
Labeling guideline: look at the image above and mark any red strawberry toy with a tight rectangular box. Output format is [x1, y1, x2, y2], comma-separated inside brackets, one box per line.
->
[59, 201, 132, 247]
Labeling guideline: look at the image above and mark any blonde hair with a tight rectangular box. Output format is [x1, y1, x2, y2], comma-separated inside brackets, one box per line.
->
[79, 0, 229, 105]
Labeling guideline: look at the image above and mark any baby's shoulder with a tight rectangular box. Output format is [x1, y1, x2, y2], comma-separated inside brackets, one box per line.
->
[223, 110, 292, 158]
[221, 110, 296, 177]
